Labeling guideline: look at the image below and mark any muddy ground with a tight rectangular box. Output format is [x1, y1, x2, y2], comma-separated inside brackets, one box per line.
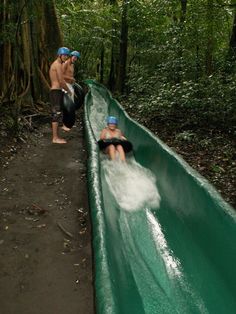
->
[0, 119, 95, 314]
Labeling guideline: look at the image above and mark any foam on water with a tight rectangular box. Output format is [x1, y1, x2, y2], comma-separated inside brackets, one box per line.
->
[102, 158, 161, 212]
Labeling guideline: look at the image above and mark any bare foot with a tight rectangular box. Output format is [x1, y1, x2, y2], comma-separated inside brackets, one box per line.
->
[61, 125, 71, 132]
[52, 138, 67, 144]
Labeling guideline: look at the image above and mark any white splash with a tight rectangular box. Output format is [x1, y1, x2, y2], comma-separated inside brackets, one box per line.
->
[102, 158, 161, 212]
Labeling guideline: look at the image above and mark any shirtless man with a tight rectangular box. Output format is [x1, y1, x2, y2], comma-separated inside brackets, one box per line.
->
[49, 47, 72, 144]
[99, 116, 127, 161]
[62, 50, 80, 103]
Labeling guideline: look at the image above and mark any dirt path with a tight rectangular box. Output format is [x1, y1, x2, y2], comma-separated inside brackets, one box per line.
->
[0, 121, 94, 314]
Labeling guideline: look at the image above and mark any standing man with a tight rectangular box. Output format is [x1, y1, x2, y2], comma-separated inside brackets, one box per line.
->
[62, 50, 81, 102]
[49, 47, 72, 144]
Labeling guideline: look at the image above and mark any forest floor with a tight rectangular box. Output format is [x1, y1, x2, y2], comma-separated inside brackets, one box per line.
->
[0, 115, 95, 314]
[122, 104, 236, 209]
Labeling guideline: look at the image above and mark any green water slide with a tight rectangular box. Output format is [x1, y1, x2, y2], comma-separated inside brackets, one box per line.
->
[84, 80, 236, 314]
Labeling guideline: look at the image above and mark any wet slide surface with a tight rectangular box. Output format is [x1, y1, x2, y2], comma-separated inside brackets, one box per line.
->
[84, 81, 236, 314]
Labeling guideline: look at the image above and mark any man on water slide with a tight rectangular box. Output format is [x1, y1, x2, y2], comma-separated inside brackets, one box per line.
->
[49, 47, 72, 144]
[99, 116, 132, 162]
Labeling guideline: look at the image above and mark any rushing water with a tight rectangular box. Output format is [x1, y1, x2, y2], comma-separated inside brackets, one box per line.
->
[102, 158, 160, 212]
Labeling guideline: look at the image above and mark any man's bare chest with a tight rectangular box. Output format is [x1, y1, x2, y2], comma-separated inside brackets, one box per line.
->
[66, 65, 74, 75]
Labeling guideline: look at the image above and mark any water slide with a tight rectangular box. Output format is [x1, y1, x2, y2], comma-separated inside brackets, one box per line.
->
[84, 80, 236, 314]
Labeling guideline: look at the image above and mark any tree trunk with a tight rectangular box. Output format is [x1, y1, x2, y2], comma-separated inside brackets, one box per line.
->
[180, 0, 187, 23]
[0, 0, 12, 95]
[205, 0, 214, 75]
[108, 0, 119, 91]
[0, 0, 63, 107]
[100, 44, 104, 83]
[117, 0, 128, 94]
[228, 10, 236, 60]
[108, 44, 116, 91]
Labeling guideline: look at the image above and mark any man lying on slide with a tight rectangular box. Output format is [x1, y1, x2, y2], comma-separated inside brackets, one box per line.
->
[98, 116, 132, 162]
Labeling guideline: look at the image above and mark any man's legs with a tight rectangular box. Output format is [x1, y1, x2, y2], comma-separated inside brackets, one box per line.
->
[106, 145, 116, 160]
[61, 124, 71, 132]
[50, 90, 66, 144]
[116, 145, 126, 161]
[106, 145, 126, 161]
[52, 121, 66, 144]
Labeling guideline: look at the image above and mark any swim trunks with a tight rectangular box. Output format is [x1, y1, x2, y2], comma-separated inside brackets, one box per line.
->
[50, 89, 63, 122]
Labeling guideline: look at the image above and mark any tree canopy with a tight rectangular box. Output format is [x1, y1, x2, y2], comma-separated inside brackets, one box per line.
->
[1, 0, 236, 132]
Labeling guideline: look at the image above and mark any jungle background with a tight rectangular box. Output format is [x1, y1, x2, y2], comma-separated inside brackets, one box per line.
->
[0, 0, 235, 208]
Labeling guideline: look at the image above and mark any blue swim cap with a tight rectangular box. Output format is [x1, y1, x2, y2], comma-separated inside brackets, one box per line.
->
[57, 47, 70, 55]
[70, 50, 81, 58]
[107, 116, 118, 125]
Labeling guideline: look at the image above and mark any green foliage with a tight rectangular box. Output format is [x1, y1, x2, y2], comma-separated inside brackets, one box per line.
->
[123, 0, 236, 133]
[56, 0, 120, 80]
[125, 63, 236, 132]
[54, 0, 236, 132]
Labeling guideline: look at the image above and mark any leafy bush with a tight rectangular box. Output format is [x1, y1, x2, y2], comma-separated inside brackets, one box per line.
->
[125, 66, 236, 133]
